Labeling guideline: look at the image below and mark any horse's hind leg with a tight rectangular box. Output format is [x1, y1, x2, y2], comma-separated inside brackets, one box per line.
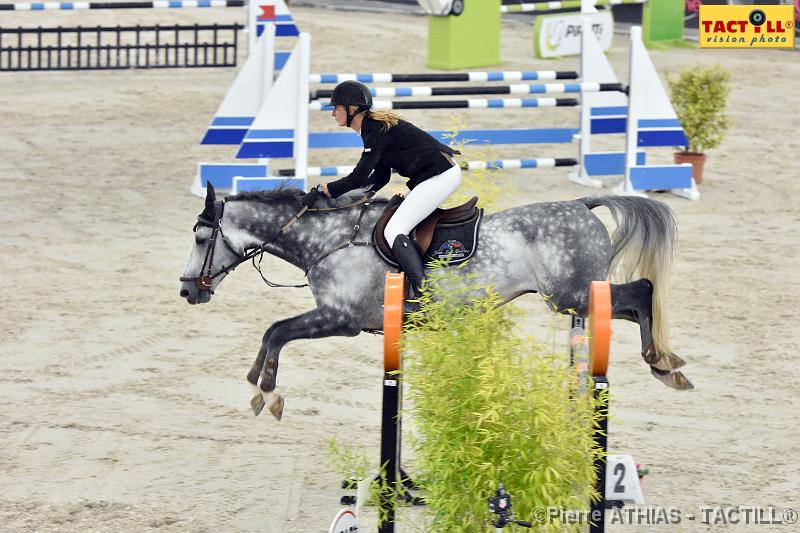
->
[611, 279, 681, 369]
[611, 280, 693, 390]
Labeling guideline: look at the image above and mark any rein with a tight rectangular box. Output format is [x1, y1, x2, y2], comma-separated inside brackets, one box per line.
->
[180, 195, 375, 292]
[239, 205, 312, 289]
[303, 199, 375, 275]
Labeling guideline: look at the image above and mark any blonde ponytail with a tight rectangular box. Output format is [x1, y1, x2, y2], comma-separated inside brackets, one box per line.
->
[345, 107, 402, 131]
[368, 110, 402, 131]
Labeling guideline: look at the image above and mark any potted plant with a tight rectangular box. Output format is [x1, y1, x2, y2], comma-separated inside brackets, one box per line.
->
[668, 64, 732, 184]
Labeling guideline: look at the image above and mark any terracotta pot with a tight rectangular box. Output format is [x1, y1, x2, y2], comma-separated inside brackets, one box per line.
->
[673, 152, 707, 185]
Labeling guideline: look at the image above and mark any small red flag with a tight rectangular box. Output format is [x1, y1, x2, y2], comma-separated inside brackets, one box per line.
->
[258, 5, 276, 21]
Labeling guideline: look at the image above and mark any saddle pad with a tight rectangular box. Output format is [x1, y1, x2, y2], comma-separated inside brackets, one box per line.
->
[419, 208, 483, 266]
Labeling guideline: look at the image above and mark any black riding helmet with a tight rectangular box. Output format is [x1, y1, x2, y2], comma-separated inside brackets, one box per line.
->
[329, 80, 373, 127]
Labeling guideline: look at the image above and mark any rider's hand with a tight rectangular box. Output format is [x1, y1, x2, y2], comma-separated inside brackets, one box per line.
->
[301, 186, 324, 208]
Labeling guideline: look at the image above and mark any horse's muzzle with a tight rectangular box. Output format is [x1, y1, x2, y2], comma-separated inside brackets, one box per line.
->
[179, 275, 214, 304]
[180, 289, 213, 305]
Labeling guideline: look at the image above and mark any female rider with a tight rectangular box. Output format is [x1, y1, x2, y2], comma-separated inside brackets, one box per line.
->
[300, 80, 462, 308]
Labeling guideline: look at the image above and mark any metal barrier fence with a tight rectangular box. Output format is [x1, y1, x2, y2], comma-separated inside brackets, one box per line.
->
[0, 23, 243, 70]
[0, 1, 245, 12]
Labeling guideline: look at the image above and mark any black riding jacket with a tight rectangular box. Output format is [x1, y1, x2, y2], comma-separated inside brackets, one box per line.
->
[326, 116, 459, 198]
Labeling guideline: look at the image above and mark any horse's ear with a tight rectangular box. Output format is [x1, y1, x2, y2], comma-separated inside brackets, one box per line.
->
[198, 182, 217, 221]
[205, 182, 216, 206]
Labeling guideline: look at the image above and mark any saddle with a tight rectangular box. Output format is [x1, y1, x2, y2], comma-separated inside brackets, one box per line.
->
[372, 194, 482, 266]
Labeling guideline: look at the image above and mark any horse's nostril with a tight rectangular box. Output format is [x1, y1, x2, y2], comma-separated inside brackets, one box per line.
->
[180, 289, 189, 297]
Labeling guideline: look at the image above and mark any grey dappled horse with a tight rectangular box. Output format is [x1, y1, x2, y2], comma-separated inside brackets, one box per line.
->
[179, 185, 693, 420]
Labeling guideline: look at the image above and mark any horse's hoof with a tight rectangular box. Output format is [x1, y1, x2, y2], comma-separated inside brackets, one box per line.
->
[669, 371, 694, 390]
[650, 367, 695, 390]
[648, 353, 684, 372]
[267, 393, 284, 421]
[250, 393, 266, 417]
[663, 352, 687, 370]
[642, 345, 686, 371]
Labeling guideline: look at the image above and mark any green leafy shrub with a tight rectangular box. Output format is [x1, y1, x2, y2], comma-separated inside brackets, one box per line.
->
[327, 436, 371, 482]
[402, 269, 605, 532]
[668, 64, 732, 154]
[326, 437, 395, 527]
[441, 117, 507, 210]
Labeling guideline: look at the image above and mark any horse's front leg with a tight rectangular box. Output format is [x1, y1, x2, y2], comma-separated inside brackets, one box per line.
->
[246, 307, 361, 420]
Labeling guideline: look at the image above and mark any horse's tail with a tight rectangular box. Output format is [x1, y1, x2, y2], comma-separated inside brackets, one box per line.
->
[580, 196, 677, 354]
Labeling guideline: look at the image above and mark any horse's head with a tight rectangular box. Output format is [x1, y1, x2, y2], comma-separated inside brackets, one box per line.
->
[179, 184, 245, 304]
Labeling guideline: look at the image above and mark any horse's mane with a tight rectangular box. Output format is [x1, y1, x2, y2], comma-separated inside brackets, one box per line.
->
[227, 185, 391, 209]
[227, 186, 304, 210]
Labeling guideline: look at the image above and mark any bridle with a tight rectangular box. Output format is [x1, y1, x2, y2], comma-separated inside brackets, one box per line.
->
[179, 199, 311, 292]
[179, 195, 374, 292]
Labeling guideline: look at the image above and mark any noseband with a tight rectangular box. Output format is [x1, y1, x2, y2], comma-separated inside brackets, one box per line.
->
[179, 199, 310, 291]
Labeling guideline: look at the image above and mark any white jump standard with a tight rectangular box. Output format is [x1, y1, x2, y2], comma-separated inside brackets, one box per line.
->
[192, 0, 700, 201]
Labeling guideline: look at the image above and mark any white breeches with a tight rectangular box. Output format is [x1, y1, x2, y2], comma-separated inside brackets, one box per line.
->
[383, 164, 462, 246]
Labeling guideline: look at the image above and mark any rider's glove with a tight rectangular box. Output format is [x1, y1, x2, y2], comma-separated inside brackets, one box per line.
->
[301, 185, 324, 208]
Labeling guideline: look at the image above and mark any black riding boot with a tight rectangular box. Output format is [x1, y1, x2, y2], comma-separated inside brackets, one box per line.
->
[391, 234, 425, 314]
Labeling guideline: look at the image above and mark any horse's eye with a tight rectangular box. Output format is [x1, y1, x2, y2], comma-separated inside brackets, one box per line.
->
[195, 237, 207, 246]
